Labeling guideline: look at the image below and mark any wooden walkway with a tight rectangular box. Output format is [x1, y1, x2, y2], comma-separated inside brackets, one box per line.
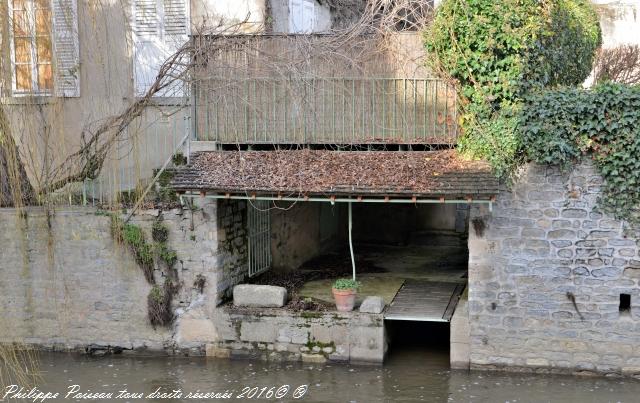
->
[384, 280, 465, 322]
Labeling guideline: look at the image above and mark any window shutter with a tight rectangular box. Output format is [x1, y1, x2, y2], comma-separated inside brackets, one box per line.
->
[132, 0, 189, 97]
[52, 0, 80, 97]
[163, 0, 188, 37]
[160, 0, 189, 97]
[302, 1, 315, 33]
[289, 0, 315, 34]
[289, 0, 303, 33]
[133, 0, 161, 96]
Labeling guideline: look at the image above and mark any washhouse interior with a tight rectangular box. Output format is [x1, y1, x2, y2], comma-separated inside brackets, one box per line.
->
[261, 201, 470, 312]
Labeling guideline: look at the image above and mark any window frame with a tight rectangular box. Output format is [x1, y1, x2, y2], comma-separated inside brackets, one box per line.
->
[132, 0, 190, 99]
[8, 0, 54, 96]
[288, 0, 315, 34]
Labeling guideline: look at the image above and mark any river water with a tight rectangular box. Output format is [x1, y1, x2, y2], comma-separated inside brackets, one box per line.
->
[8, 343, 640, 403]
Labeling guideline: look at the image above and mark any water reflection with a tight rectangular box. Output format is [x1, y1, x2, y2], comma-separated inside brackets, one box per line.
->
[17, 343, 640, 402]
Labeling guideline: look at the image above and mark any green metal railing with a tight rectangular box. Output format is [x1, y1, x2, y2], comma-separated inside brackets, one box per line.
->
[194, 77, 457, 144]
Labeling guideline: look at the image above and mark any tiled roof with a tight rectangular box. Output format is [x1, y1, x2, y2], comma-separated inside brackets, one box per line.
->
[171, 149, 499, 199]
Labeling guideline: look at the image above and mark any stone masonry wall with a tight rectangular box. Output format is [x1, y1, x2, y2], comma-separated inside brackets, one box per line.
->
[212, 200, 248, 305]
[0, 201, 246, 353]
[208, 306, 386, 364]
[468, 161, 640, 376]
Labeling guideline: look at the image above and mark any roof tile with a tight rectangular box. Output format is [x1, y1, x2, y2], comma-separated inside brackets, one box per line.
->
[171, 150, 500, 199]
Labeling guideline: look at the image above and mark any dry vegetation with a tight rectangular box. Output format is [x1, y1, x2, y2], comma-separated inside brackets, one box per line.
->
[594, 45, 640, 85]
[0, 344, 40, 389]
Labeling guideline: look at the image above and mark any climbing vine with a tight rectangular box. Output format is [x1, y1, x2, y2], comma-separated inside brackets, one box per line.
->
[110, 215, 179, 327]
[425, 1, 640, 224]
[424, 0, 601, 178]
[520, 84, 640, 224]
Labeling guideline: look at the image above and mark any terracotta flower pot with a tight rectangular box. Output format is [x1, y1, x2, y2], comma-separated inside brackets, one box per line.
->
[332, 288, 357, 312]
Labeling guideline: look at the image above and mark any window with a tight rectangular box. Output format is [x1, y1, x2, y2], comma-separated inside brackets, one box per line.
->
[8, 0, 80, 97]
[132, 0, 190, 97]
[11, 0, 53, 93]
[289, 0, 315, 33]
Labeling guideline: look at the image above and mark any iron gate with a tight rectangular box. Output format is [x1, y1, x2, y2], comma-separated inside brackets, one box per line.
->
[247, 200, 272, 277]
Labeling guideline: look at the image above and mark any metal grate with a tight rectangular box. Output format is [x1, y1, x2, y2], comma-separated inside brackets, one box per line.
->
[247, 200, 272, 277]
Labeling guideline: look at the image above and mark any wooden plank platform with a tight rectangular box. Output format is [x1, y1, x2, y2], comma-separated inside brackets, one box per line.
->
[384, 280, 465, 322]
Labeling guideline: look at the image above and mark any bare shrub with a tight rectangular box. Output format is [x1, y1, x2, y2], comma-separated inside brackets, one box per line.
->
[594, 45, 640, 84]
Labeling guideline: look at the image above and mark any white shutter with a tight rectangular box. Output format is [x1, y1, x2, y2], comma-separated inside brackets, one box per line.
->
[289, 0, 303, 33]
[289, 0, 314, 33]
[163, 0, 188, 37]
[133, 0, 162, 96]
[132, 0, 189, 97]
[52, 0, 80, 97]
[302, 1, 314, 33]
[160, 0, 189, 97]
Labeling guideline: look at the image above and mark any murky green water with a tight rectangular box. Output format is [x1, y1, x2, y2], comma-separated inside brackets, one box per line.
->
[6, 345, 640, 403]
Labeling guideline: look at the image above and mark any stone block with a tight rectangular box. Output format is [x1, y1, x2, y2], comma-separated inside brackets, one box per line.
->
[175, 318, 218, 345]
[359, 296, 385, 314]
[622, 367, 640, 376]
[552, 240, 572, 248]
[349, 326, 385, 363]
[288, 327, 310, 344]
[522, 228, 546, 238]
[301, 353, 327, 364]
[526, 358, 549, 367]
[623, 268, 640, 278]
[548, 229, 576, 239]
[450, 342, 470, 369]
[328, 345, 349, 362]
[589, 230, 618, 239]
[205, 344, 231, 358]
[561, 209, 587, 219]
[310, 324, 345, 344]
[240, 321, 278, 343]
[233, 285, 287, 307]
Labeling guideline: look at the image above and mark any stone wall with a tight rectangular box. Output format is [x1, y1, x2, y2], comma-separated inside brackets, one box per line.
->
[213, 200, 248, 304]
[208, 306, 386, 363]
[270, 202, 343, 272]
[467, 161, 640, 376]
[0, 201, 247, 353]
[0, 200, 384, 364]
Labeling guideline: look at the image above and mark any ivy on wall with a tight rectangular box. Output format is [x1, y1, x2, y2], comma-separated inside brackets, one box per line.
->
[110, 215, 180, 327]
[425, 1, 640, 224]
[424, 0, 601, 177]
[521, 84, 640, 224]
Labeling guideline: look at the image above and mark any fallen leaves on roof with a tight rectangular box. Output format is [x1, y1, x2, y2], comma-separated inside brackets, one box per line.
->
[171, 149, 499, 198]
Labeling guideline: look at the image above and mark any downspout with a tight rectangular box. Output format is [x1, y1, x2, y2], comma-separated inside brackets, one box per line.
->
[348, 201, 356, 281]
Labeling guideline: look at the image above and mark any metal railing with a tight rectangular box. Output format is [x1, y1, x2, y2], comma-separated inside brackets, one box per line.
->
[78, 113, 191, 207]
[194, 77, 457, 145]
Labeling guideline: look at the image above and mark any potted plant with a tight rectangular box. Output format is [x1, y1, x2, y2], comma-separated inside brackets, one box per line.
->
[332, 278, 361, 312]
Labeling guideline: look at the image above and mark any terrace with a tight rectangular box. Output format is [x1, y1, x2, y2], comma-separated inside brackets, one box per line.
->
[190, 33, 457, 146]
